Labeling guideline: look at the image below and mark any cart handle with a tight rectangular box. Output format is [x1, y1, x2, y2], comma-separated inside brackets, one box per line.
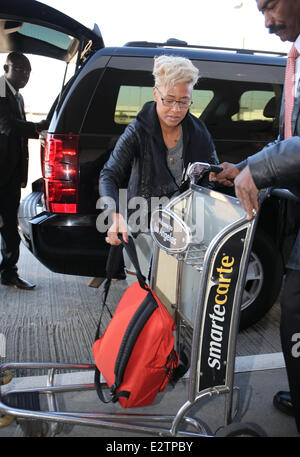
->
[186, 164, 300, 202]
[186, 162, 223, 184]
[269, 188, 300, 202]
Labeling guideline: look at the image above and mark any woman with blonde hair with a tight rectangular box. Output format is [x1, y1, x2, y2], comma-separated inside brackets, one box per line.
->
[100, 55, 218, 246]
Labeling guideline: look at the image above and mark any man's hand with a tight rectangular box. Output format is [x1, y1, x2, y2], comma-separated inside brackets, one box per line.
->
[105, 213, 128, 245]
[234, 165, 259, 220]
[35, 119, 50, 133]
[209, 162, 239, 187]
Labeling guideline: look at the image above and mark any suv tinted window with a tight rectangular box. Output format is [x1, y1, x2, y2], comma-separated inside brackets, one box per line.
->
[198, 79, 282, 162]
[190, 90, 214, 117]
[80, 56, 283, 163]
[81, 68, 154, 134]
[114, 86, 214, 124]
[115, 86, 153, 124]
[232, 90, 276, 121]
[56, 69, 104, 133]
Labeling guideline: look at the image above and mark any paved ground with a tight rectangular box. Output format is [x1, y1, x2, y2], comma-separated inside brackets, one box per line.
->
[0, 362, 298, 439]
[0, 244, 282, 371]
[0, 244, 299, 439]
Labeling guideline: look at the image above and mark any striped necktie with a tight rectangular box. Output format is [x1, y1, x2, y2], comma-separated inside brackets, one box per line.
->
[284, 44, 300, 139]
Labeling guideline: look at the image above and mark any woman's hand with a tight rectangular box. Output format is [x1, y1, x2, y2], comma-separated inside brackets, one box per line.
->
[105, 213, 129, 245]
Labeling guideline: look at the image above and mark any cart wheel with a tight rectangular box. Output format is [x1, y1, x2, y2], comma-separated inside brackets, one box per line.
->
[14, 420, 50, 437]
[0, 414, 15, 428]
[240, 229, 283, 329]
[0, 370, 13, 386]
[3, 391, 50, 437]
[215, 422, 267, 437]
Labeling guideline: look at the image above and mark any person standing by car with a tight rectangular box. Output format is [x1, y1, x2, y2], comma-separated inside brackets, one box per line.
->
[99, 55, 218, 246]
[210, 0, 300, 434]
[0, 52, 49, 289]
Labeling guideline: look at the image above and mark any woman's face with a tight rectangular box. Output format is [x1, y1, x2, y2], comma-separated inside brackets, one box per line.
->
[153, 81, 193, 129]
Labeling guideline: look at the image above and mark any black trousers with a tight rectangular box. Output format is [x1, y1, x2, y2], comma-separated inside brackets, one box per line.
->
[280, 269, 300, 433]
[0, 181, 21, 279]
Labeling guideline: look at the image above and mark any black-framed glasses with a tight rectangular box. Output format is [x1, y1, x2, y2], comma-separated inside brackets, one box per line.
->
[7, 64, 31, 75]
[155, 86, 193, 109]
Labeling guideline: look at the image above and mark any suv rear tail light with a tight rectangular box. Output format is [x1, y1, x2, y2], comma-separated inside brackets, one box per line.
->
[43, 134, 79, 214]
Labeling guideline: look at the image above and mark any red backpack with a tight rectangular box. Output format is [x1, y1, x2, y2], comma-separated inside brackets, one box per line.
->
[93, 237, 179, 408]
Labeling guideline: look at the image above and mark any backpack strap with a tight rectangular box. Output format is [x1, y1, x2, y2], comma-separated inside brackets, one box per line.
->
[94, 367, 131, 404]
[104, 235, 148, 288]
[94, 236, 148, 340]
[121, 236, 149, 291]
[94, 244, 124, 341]
[94, 367, 111, 403]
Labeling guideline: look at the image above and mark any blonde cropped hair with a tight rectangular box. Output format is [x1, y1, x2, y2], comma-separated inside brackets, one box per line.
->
[153, 55, 199, 92]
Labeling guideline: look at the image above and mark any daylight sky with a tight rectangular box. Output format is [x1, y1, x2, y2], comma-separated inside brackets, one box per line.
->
[1, 0, 291, 113]
[41, 0, 289, 51]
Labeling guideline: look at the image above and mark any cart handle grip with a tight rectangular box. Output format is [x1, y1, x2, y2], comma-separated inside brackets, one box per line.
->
[186, 162, 223, 184]
[269, 188, 300, 202]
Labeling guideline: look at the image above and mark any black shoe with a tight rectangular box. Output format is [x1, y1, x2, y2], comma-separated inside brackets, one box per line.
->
[1, 275, 36, 290]
[273, 391, 295, 416]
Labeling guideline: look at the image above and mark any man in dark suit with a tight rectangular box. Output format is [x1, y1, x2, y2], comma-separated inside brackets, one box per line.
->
[210, 0, 300, 434]
[0, 52, 49, 289]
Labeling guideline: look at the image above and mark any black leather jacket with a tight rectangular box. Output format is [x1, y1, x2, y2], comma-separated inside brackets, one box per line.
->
[99, 101, 218, 212]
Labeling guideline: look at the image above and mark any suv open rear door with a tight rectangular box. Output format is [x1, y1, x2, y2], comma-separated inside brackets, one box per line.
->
[0, 0, 104, 69]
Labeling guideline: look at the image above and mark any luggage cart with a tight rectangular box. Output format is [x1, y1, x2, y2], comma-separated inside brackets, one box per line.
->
[0, 162, 265, 437]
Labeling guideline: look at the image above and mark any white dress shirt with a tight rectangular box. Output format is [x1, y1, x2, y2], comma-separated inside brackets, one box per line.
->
[5, 76, 17, 97]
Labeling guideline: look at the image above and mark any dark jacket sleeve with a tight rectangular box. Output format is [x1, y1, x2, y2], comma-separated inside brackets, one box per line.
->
[247, 136, 300, 189]
[99, 122, 139, 212]
[0, 96, 38, 139]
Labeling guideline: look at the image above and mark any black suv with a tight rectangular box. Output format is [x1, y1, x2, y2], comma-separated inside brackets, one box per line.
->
[1, 0, 287, 329]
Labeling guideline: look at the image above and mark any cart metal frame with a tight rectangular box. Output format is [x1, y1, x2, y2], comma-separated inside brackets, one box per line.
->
[0, 163, 265, 437]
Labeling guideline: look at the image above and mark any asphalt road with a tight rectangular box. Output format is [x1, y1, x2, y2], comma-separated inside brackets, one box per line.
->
[0, 244, 123, 374]
[0, 242, 282, 374]
[1, 241, 295, 439]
